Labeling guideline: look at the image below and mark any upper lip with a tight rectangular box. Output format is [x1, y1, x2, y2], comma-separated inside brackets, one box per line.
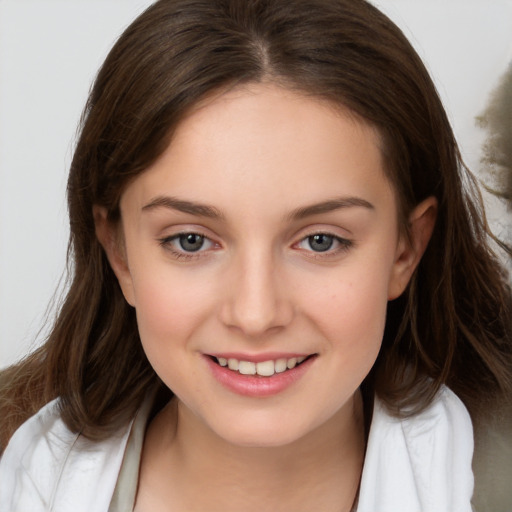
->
[206, 352, 315, 363]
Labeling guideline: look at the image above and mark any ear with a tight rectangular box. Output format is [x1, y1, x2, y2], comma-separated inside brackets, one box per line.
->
[388, 196, 437, 300]
[93, 205, 136, 307]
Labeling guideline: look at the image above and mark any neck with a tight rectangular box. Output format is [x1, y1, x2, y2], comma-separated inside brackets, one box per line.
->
[137, 392, 365, 512]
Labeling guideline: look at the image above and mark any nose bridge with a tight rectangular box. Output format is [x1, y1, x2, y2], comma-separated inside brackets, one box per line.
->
[221, 242, 293, 336]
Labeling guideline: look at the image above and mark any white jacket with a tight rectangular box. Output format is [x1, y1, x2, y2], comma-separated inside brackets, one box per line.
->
[0, 386, 474, 512]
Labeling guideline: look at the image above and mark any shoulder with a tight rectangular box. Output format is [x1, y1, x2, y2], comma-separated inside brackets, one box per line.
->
[357, 386, 474, 512]
[0, 399, 77, 508]
[374, 385, 473, 446]
[0, 398, 133, 512]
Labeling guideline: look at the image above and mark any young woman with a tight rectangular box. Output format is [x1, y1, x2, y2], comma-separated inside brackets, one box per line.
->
[1, 1, 511, 511]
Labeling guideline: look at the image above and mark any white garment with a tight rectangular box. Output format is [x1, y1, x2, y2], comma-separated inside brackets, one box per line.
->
[0, 386, 474, 512]
[357, 387, 474, 512]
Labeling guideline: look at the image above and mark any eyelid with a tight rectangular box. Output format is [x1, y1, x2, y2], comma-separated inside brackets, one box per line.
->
[157, 228, 220, 261]
[156, 224, 354, 262]
[292, 228, 354, 259]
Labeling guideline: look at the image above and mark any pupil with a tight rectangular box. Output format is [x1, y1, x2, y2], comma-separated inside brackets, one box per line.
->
[309, 234, 333, 252]
[179, 233, 204, 252]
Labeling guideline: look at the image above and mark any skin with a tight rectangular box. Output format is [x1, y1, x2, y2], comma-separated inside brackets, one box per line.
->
[95, 83, 436, 511]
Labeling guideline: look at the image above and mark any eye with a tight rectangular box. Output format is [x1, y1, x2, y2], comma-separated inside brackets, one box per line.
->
[158, 231, 217, 259]
[176, 233, 207, 252]
[305, 234, 335, 252]
[296, 232, 352, 255]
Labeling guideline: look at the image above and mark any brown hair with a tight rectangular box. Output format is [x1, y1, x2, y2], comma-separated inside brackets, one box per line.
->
[1, 0, 511, 450]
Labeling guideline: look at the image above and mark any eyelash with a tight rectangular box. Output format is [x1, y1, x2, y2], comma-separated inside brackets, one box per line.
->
[158, 231, 353, 261]
[158, 232, 217, 261]
[294, 232, 353, 259]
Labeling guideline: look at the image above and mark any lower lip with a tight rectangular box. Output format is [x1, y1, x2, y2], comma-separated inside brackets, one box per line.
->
[205, 356, 316, 397]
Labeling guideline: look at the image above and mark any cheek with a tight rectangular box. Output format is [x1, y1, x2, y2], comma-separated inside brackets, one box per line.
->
[302, 257, 393, 359]
[130, 266, 214, 354]
[326, 283, 387, 351]
[130, 268, 218, 394]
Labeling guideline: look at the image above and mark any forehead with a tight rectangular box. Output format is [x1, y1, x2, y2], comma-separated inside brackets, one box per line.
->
[120, 83, 396, 219]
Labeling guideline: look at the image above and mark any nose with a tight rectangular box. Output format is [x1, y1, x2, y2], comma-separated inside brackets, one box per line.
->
[219, 249, 294, 337]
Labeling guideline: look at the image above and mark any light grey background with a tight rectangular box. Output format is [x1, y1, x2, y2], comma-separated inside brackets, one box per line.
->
[1, 0, 511, 368]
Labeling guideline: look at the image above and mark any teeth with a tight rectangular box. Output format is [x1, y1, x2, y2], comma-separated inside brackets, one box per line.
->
[238, 361, 256, 375]
[287, 357, 297, 369]
[256, 360, 275, 377]
[217, 356, 309, 376]
[275, 359, 287, 373]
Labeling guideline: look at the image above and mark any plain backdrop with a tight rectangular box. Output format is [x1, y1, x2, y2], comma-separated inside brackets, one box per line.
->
[1, 0, 511, 369]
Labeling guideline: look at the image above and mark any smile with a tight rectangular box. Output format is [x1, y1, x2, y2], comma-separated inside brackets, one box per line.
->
[206, 353, 316, 397]
[215, 356, 308, 377]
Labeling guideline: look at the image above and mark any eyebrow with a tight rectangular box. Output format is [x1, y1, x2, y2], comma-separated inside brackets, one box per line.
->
[141, 195, 374, 221]
[142, 196, 225, 219]
[287, 197, 374, 220]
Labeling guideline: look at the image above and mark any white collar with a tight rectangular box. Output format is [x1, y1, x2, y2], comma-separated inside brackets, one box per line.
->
[0, 386, 473, 512]
[357, 386, 474, 512]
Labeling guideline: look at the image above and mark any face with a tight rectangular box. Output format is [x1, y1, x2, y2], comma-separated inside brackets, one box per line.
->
[101, 83, 427, 447]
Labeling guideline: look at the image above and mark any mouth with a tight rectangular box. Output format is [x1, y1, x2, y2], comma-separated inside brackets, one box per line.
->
[209, 354, 315, 377]
[206, 353, 317, 397]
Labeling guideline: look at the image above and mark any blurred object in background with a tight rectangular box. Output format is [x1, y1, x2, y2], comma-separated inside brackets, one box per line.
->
[476, 62, 512, 257]
[477, 62, 512, 209]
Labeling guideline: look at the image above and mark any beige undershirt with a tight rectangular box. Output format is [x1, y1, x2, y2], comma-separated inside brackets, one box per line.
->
[108, 400, 152, 512]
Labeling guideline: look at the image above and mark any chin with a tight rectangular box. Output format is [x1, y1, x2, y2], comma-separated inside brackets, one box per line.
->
[206, 410, 325, 449]
[219, 426, 306, 448]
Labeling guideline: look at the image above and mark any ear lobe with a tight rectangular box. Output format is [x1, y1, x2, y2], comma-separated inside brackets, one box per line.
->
[388, 196, 437, 300]
[93, 205, 136, 307]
